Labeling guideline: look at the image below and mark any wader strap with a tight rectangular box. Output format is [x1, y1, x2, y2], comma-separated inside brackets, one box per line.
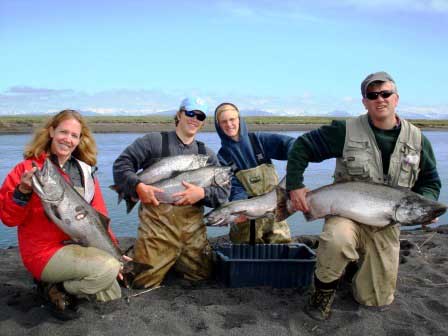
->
[248, 132, 271, 165]
[249, 219, 256, 245]
[197, 140, 206, 155]
[161, 131, 170, 157]
[163, 131, 207, 156]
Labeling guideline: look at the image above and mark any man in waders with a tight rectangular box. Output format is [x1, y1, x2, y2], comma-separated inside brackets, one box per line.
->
[214, 102, 295, 244]
[113, 96, 230, 288]
[286, 71, 441, 320]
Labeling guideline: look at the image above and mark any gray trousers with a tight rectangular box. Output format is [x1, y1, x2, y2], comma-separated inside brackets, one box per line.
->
[41, 245, 121, 302]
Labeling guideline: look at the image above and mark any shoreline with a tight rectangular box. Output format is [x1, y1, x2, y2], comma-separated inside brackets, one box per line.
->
[0, 123, 324, 134]
[1, 122, 448, 135]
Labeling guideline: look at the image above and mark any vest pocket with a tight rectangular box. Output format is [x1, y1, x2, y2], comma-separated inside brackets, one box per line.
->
[344, 149, 371, 179]
[396, 143, 420, 187]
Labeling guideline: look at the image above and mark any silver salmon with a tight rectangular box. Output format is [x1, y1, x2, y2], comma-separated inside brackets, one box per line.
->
[32, 158, 124, 261]
[135, 154, 210, 185]
[31, 158, 151, 287]
[112, 154, 210, 213]
[152, 166, 232, 204]
[205, 178, 294, 226]
[304, 181, 447, 227]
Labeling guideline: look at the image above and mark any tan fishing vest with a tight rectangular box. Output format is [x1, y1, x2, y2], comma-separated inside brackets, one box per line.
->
[235, 163, 278, 197]
[334, 114, 421, 188]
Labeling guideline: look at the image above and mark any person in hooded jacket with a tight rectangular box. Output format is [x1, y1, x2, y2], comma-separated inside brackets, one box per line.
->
[214, 102, 295, 243]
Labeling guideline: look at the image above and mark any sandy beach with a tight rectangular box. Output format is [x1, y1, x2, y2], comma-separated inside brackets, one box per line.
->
[1, 226, 448, 336]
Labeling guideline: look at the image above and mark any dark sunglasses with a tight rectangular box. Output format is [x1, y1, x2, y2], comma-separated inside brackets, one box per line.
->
[184, 110, 206, 121]
[365, 90, 395, 100]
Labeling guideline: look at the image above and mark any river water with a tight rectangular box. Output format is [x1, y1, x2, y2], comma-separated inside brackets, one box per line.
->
[0, 131, 447, 248]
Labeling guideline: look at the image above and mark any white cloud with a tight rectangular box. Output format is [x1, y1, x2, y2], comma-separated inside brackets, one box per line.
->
[338, 0, 448, 13]
[0, 86, 446, 118]
[215, 0, 326, 24]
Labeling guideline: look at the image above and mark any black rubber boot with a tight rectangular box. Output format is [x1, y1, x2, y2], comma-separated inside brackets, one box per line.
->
[304, 275, 338, 321]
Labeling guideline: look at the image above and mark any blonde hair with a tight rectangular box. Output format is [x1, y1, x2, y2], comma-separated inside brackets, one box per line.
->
[24, 109, 98, 166]
[215, 103, 240, 122]
[174, 109, 183, 126]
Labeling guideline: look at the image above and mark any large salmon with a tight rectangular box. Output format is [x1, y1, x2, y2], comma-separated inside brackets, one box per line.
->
[304, 181, 447, 227]
[152, 166, 232, 204]
[32, 158, 123, 262]
[205, 178, 294, 226]
[111, 154, 210, 213]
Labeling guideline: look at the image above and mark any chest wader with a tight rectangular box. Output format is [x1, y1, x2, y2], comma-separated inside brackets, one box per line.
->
[229, 133, 291, 244]
[315, 114, 422, 307]
[132, 133, 212, 289]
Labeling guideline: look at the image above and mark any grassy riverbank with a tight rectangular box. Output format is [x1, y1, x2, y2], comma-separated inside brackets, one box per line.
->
[1, 115, 448, 134]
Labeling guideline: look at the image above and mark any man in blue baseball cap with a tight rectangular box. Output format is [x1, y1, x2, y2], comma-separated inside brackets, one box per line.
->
[113, 96, 230, 289]
[175, 96, 208, 127]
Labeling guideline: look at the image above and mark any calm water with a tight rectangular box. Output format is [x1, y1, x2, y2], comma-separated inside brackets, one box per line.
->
[1, 131, 447, 248]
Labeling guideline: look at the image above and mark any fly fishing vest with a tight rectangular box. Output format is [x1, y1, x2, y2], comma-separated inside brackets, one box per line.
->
[334, 114, 421, 188]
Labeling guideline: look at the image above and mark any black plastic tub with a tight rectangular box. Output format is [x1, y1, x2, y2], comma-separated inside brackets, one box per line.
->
[214, 243, 316, 288]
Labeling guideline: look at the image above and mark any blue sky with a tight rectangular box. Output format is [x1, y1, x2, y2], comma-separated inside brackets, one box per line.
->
[1, 0, 447, 117]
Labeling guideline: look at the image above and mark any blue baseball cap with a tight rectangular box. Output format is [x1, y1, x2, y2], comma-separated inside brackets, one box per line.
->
[179, 96, 208, 114]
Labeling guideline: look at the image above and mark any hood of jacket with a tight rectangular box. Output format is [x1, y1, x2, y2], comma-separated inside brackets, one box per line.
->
[214, 110, 259, 170]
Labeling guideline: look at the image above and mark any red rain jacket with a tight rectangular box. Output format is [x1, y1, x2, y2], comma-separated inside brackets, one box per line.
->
[0, 153, 118, 280]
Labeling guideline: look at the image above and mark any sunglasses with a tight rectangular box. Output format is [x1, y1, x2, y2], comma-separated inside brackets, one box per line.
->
[365, 90, 395, 100]
[184, 110, 206, 121]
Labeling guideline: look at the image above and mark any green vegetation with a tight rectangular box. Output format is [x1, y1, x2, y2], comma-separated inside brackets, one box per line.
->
[0, 115, 174, 124]
[1, 115, 448, 129]
[242, 116, 348, 125]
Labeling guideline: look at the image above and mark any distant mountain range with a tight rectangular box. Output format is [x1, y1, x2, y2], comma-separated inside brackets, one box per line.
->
[1, 109, 446, 120]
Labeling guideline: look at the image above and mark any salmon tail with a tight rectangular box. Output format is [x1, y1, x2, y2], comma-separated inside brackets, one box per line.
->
[119, 261, 152, 288]
[303, 212, 313, 222]
[275, 187, 295, 222]
[125, 198, 138, 214]
[109, 185, 125, 205]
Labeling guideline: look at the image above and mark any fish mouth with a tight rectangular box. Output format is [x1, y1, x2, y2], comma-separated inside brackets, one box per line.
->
[31, 161, 46, 197]
[206, 217, 226, 226]
[31, 160, 64, 203]
[214, 168, 232, 186]
[204, 211, 226, 227]
[433, 206, 447, 218]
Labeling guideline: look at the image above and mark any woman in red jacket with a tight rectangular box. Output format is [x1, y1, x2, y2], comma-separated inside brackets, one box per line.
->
[0, 110, 122, 320]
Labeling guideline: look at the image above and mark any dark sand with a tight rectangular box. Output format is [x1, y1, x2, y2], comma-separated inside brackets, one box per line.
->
[1, 226, 448, 336]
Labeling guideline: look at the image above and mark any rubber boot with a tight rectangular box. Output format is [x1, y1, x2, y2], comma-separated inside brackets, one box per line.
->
[304, 276, 337, 321]
[36, 280, 80, 321]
